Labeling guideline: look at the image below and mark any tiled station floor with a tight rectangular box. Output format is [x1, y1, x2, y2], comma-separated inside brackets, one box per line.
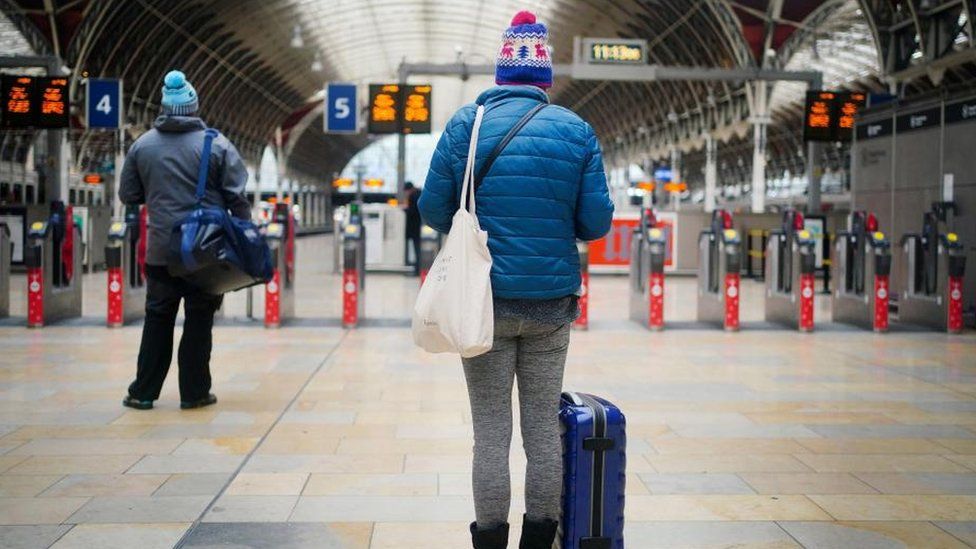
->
[1, 234, 975, 548]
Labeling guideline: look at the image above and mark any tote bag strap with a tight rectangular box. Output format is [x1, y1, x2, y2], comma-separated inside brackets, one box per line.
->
[195, 128, 220, 204]
[459, 105, 486, 217]
[475, 102, 547, 191]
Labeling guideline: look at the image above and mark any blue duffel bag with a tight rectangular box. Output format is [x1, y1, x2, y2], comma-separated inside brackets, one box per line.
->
[167, 128, 273, 295]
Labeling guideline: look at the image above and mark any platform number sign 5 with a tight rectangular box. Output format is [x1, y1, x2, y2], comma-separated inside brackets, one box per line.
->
[325, 83, 358, 134]
[87, 78, 122, 129]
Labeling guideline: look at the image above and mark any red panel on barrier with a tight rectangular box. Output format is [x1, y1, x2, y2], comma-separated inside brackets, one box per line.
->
[589, 218, 639, 267]
[107, 267, 123, 327]
[265, 269, 281, 327]
[27, 267, 43, 327]
[342, 268, 359, 328]
[648, 272, 664, 330]
[799, 273, 815, 332]
[874, 275, 889, 332]
[574, 270, 589, 330]
[948, 276, 963, 333]
[724, 273, 740, 331]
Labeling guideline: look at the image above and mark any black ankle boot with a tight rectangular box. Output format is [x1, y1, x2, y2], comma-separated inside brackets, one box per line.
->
[470, 522, 509, 549]
[519, 515, 558, 549]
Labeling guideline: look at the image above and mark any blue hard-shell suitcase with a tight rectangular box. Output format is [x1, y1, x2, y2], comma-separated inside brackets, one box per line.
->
[559, 392, 626, 549]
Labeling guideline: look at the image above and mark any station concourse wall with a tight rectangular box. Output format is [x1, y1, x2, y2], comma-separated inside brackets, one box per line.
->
[852, 92, 976, 314]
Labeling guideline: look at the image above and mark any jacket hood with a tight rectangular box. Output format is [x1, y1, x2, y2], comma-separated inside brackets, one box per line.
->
[476, 85, 549, 107]
[153, 115, 207, 132]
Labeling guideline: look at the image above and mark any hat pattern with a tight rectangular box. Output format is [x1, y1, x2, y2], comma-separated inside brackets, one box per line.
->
[495, 11, 553, 89]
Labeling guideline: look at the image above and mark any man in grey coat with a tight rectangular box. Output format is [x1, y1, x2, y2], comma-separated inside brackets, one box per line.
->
[119, 70, 250, 410]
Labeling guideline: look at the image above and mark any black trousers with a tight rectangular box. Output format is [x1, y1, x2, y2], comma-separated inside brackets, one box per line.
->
[406, 232, 421, 275]
[128, 265, 223, 402]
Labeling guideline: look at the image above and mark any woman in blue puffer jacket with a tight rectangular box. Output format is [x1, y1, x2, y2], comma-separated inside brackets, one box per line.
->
[419, 11, 614, 549]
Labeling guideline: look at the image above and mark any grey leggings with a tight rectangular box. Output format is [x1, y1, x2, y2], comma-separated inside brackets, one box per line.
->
[462, 318, 570, 528]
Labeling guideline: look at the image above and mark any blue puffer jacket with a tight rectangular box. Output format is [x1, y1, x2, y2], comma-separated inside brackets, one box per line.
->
[420, 86, 614, 299]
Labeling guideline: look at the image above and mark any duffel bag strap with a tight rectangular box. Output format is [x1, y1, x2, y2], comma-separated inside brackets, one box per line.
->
[195, 128, 220, 204]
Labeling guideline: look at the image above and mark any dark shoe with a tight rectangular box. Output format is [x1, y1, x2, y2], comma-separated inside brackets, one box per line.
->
[180, 393, 217, 409]
[519, 515, 558, 549]
[122, 395, 153, 410]
[470, 521, 509, 549]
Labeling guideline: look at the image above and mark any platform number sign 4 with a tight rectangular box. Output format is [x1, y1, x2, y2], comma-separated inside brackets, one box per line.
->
[325, 83, 358, 134]
[87, 78, 122, 129]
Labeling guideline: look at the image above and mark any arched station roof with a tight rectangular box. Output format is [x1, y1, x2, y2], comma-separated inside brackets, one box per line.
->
[1, 0, 974, 182]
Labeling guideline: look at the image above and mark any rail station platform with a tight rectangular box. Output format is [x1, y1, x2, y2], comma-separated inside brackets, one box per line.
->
[0, 234, 974, 548]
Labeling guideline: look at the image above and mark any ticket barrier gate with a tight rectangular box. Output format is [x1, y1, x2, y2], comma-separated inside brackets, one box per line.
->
[0, 223, 10, 318]
[832, 211, 892, 332]
[573, 242, 589, 330]
[899, 207, 967, 333]
[265, 204, 296, 328]
[697, 209, 741, 331]
[341, 223, 366, 328]
[106, 206, 147, 327]
[418, 226, 440, 285]
[765, 210, 817, 332]
[629, 210, 667, 330]
[26, 201, 83, 327]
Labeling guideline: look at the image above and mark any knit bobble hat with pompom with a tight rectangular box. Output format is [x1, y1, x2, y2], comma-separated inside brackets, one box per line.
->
[160, 70, 199, 116]
[495, 11, 552, 89]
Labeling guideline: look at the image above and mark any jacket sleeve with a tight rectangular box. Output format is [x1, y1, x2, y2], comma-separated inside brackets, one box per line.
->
[118, 144, 144, 205]
[419, 120, 458, 234]
[219, 138, 252, 220]
[575, 129, 615, 241]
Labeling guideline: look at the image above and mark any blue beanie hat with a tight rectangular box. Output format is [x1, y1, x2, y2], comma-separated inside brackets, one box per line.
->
[496, 11, 552, 89]
[161, 70, 198, 115]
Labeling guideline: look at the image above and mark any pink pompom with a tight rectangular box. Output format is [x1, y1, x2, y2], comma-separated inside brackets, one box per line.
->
[511, 10, 537, 26]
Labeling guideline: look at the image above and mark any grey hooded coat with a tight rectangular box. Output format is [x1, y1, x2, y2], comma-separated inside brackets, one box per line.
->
[119, 115, 251, 265]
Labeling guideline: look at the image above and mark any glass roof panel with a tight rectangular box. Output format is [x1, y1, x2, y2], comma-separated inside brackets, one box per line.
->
[770, 0, 879, 111]
[290, 0, 556, 127]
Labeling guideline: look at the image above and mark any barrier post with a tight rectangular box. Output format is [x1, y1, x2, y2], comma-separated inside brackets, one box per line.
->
[874, 274, 890, 332]
[648, 271, 664, 330]
[948, 276, 963, 333]
[341, 223, 363, 329]
[26, 240, 44, 328]
[724, 272, 740, 331]
[799, 273, 815, 332]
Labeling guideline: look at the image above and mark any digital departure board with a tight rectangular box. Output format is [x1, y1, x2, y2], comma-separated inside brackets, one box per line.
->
[367, 83, 432, 134]
[1, 74, 71, 129]
[2, 75, 35, 128]
[36, 77, 70, 128]
[368, 84, 400, 134]
[835, 92, 866, 141]
[402, 85, 431, 134]
[803, 91, 835, 142]
[803, 90, 865, 142]
[583, 38, 647, 65]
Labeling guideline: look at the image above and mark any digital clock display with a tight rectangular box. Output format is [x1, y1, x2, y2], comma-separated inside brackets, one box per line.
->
[583, 38, 647, 65]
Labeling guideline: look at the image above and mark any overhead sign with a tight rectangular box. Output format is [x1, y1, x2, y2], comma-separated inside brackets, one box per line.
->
[86, 78, 122, 129]
[324, 82, 358, 133]
[367, 83, 432, 134]
[1, 75, 71, 129]
[653, 167, 672, 182]
[583, 38, 647, 65]
[803, 90, 866, 142]
[2, 75, 36, 128]
[368, 84, 400, 134]
[896, 106, 941, 133]
[946, 97, 976, 124]
[856, 117, 893, 141]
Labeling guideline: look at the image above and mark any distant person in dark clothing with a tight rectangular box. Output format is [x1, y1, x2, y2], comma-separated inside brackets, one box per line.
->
[118, 70, 250, 411]
[404, 181, 423, 276]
